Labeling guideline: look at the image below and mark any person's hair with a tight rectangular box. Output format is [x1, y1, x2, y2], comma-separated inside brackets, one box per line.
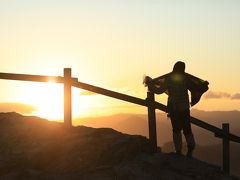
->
[173, 61, 185, 73]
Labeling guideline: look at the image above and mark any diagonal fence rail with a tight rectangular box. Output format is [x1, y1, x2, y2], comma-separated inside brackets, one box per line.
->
[72, 80, 240, 142]
[0, 68, 239, 174]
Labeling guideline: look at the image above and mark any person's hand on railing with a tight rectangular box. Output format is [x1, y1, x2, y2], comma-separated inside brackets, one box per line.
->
[143, 75, 153, 87]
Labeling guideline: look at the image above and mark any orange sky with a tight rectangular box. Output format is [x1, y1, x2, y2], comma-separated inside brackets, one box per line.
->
[0, 1, 240, 120]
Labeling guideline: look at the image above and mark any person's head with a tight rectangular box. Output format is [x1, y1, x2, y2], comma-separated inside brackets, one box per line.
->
[173, 61, 185, 73]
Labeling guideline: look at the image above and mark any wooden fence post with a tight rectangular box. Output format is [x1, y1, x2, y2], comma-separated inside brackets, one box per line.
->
[64, 68, 72, 127]
[147, 91, 157, 152]
[222, 123, 230, 174]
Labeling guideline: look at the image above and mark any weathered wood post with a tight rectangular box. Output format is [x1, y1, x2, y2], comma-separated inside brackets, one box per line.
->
[222, 123, 230, 174]
[64, 68, 72, 127]
[147, 90, 157, 152]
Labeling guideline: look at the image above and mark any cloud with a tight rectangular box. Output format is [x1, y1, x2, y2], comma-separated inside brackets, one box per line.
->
[79, 91, 96, 96]
[231, 93, 240, 99]
[204, 91, 231, 99]
[0, 103, 37, 114]
[204, 91, 240, 100]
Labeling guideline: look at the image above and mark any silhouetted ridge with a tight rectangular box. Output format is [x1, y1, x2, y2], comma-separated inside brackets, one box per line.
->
[0, 112, 238, 179]
[0, 113, 151, 174]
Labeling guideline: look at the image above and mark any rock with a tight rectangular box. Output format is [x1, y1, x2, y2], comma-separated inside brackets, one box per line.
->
[0, 112, 238, 180]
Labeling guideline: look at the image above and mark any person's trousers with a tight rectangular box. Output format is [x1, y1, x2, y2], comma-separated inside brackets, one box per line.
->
[170, 109, 195, 152]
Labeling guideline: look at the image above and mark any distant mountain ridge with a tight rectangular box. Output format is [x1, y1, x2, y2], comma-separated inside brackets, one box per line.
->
[0, 112, 238, 179]
[75, 109, 240, 146]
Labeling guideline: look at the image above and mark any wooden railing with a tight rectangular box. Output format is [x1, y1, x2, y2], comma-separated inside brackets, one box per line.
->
[0, 68, 239, 175]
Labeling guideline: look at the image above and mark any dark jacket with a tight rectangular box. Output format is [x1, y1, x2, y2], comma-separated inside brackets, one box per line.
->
[149, 72, 190, 112]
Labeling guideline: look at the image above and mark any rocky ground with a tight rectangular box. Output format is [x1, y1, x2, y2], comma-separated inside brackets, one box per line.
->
[0, 112, 238, 180]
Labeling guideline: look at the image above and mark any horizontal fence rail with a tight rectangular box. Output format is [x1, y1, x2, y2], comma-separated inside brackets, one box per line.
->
[0, 73, 65, 83]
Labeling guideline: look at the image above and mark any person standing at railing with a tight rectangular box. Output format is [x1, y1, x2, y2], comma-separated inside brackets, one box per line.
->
[144, 61, 208, 157]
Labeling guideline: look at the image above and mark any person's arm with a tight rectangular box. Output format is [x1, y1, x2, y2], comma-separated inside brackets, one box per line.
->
[148, 81, 167, 94]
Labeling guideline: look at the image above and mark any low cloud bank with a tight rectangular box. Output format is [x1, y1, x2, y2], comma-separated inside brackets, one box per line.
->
[204, 91, 240, 100]
[0, 103, 37, 114]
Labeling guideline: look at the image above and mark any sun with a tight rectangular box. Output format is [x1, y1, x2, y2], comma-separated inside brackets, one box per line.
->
[15, 82, 63, 120]
[15, 81, 94, 120]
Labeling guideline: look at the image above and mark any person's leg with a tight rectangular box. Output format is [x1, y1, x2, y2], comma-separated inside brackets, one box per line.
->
[170, 112, 183, 155]
[185, 133, 195, 157]
[182, 110, 195, 157]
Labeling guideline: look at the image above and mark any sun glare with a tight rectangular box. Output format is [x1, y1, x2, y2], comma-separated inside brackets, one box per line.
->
[15, 82, 98, 120]
[16, 82, 63, 120]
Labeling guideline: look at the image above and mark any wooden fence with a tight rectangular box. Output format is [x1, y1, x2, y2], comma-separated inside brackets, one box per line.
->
[0, 68, 239, 175]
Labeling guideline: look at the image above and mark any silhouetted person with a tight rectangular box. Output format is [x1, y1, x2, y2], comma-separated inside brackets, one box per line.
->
[145, 61, 197, 157]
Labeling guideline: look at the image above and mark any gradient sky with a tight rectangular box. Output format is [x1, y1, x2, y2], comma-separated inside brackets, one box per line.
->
[0, 0, 240, 119]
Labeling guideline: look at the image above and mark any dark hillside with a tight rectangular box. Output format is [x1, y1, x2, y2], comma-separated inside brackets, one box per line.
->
[0, 112, 238, 180]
